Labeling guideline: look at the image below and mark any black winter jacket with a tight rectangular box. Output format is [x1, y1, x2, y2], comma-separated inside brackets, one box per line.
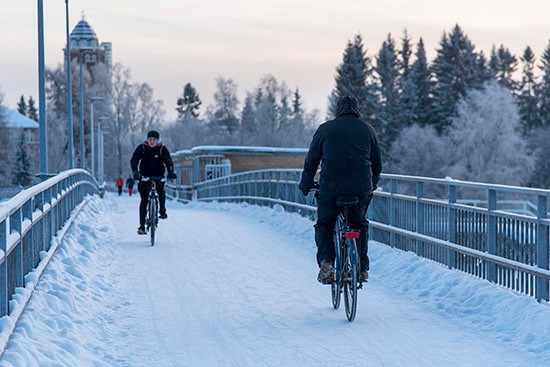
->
[130, 141, 174, 178]
[299, 113, 382, 196]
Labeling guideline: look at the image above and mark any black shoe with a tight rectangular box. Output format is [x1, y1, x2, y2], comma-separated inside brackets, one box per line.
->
[159, 212, 167, 219]
[137, 227, 146, 235]
[317, 260, 334, 284]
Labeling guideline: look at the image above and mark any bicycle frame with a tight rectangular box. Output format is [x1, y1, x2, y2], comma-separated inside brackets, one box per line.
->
[141, 176, 165, 246]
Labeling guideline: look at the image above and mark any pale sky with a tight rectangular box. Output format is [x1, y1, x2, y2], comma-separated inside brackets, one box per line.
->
[1, 0, 549, 121]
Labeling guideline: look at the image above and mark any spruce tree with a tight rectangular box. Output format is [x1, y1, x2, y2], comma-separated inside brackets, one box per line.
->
[291, 88, 303, 121]
[374, 34, 400, 150]
[397, 31, 417, 130]
[17, 95, 27, 116]
[176, 83, 202, 118]
[328, 34, 377, 123]
[431, 24, 482, 131]
[12, 132, 33, 187]
[538, 40, 550, 127]
[27, 96, 38, 121]
[488, 45, 518, 90]
[409, 38, 435, 127]
[518, 46, 540, 134]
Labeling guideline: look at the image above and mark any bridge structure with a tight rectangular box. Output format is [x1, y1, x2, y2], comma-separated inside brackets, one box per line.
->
[1, 163, 549, 348]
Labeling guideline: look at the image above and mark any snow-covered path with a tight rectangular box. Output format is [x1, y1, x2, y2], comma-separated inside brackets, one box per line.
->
[0, 194, 548, 366]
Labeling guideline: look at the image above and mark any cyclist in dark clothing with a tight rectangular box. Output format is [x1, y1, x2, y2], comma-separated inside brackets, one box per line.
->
[130, 129, 177, 235]
[299, 95, 382, 284]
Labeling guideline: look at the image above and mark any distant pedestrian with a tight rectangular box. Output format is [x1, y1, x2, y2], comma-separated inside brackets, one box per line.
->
[126, 176, 135, 196]
[116, 176, 124, 196]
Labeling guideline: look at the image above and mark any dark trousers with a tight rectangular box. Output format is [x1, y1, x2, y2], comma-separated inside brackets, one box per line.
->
[137, 180, 166, 228]
[117, 186, 123, 195]
[315, 194, 373, 272]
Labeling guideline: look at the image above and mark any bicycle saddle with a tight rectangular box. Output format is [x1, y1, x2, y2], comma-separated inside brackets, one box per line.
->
[336, 196, 359, 207]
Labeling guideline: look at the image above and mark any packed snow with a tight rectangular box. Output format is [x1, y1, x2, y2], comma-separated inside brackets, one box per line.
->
[0, 193, 548, 366]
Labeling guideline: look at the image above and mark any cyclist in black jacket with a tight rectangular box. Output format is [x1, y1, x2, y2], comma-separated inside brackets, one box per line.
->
[299, 95, 382, 284]
[130, 130, 177, 235]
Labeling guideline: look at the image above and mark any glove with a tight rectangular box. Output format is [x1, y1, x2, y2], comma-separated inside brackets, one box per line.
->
[133, 170, 140, 181]
[167, 171, 177, 180]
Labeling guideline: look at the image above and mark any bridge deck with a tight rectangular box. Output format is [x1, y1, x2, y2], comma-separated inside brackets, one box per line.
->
[0, 195, 547, 366]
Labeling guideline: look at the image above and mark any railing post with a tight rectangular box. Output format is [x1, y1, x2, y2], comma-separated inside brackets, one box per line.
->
[416, 181, 424, 257]
[390, 179, 397, 248]
[1, 218, 7, 317]
[448, 185, 457, 269]
[536, 195, 549, 302]
[487, 189, 497, 283]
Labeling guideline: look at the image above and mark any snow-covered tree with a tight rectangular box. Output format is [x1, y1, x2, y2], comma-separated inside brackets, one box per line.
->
[12, 132, 33, 187]
[488, 45, 518, 90]
[207, 77, 239, 134]
[409, 38, 435, 127]
[388, 124, 447, 179]
[527, 126, 550, 189]
[0, 89, 11, 186]
[444, 82, 534, 185]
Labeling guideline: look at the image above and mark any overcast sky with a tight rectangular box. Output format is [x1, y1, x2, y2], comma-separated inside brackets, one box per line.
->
[1, 0, 550, 121]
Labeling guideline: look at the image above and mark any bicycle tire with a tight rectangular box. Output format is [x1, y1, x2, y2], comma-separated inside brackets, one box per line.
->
[331, 216, 344, 309]
[343, 238, 358, 322]
[149, 196, 157, 246]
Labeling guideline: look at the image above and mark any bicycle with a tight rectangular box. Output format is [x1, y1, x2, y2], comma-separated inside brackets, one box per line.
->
[329, 196, 364, 322]
[141, 176, 165, 246]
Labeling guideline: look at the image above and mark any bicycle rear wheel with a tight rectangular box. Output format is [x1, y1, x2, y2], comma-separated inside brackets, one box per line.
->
[331, 216, 344, 309]
[343, 238, 358, 322]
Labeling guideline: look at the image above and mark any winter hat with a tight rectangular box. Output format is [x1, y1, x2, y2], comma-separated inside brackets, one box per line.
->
[147, 130, 160, 139]
[335, 95, 361, 118]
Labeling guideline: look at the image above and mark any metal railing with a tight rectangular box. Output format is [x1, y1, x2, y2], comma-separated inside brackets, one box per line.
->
[192, 169, 550, 302]
[0, 169, 99, 318]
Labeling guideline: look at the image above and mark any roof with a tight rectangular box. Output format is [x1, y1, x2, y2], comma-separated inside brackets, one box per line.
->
[0, 106, 39, 129]
[70, 18, 99, 50]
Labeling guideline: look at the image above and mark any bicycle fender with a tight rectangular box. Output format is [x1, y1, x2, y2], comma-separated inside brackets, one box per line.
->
[348, 240, 359, 266]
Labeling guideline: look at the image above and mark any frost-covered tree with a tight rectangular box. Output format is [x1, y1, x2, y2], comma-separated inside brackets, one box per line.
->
[388, 124, 447, 179]
[328, 34, 377, 124]
[517, 46, 540, 134]
[12, 132, 33, 187]
[431, 24, 483, 131]
[176, 83, 202, 119]
[444, 82, 534, 185]
[207, 77, 239, 134]
[0, 89, 11, 186]
[527, 127, 550, 189]
[17, 95, 27, 116]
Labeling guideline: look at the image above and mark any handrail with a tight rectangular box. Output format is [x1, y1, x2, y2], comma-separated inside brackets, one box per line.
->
[191, 169, 550, 302]
[0, 169, 99, 319]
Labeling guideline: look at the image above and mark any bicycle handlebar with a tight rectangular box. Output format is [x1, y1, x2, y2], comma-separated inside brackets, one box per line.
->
[140, 176, 166, 182]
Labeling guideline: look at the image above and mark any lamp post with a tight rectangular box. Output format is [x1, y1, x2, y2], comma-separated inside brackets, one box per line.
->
[37, 0, 48, 178]
[65, 0, 74, 169]
[97, 117, 109, 183]
[89, 97, 104, 178]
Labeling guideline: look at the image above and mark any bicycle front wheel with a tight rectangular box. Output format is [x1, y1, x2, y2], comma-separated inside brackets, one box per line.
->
[343, 238, 358, 322]
[149, 197, 157, 246]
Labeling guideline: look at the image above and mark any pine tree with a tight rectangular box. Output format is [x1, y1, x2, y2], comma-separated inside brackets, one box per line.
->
[517, 46, 540, 134]
[241, 94, 256, 134]
[17, 95, 27, 116]
[12, 132, 33, 187]
[176, 83, 202, 118]
[27, 96, 39, 121]
[328, 34, 377, 124]
[538, 41, 550, 127]
[431, 24, 483, 131]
